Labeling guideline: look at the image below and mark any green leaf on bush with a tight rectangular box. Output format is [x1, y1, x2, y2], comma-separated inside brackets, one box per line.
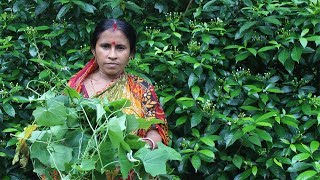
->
[198, 149, 215, 159]
[225, 130, 243, 147]
[33, 100, 67, 126]
[200, 136, 215, 147]
[232, 155, 243, 169]
[310, 141, 319, 153]
[235, 51, 250, 62]
[191, 85, 200, 99]
[273, 158, 283, 169]
[292, 153, 311, 164]
[291, 46, 302, 62]
[252, 166, 258, 176]
[299, 38, 308, 48]
[255, 128, 272, 142]
[239, 21, 257, 34]
[296, 170, 317, 180]
[3, 103, 15, 117]
[191, 112, 202, 128]
[191, 155, 201, 172]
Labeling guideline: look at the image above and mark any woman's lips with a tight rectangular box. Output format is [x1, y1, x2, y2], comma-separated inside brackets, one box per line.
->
[104, 63, 119, 68]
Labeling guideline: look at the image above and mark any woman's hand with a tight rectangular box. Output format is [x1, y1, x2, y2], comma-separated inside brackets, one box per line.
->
[143, 129, 162, 149]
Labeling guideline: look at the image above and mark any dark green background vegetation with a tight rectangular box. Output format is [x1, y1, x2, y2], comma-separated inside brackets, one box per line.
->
[1, 0, 320, 179]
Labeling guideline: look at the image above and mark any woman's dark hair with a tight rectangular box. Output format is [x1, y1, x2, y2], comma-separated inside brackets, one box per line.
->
[90, 19, 136, 54]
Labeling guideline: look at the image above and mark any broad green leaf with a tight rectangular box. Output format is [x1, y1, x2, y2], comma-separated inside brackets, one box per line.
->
[234, 168, 251, 180]
[263, 16, 281, 25]
[191, 85, 200, 99]
[33, 100, 67, 126]
[35, 1, 49, 15]
[281, 115, 299, 129]
[30, 141, 50, 166]
[299, 37, 308, 48]
[191, 112, 202, 128]
[290, 144, 297, 153]
[310, 141, 319, 153]
[125, 1, 144, 14]
[240, 106, 260, 111]
[284, 58, 295, 73]
[79, 159, 95, 171]
[239, 21, 257, 34]
[201, 34, 211, 44]
[242, 125, 256, 133]
[200, 136, 215, 147]
[198, 149, 215, 159]
[291, 46, 302, 62]
[225, 130, 244, 147]
[258, 45, 277, 52]
[48, 143, 73, 171]
[256, 111, 277, 122]
[57, 4, 71, 19]
[235, 51, 250, 62]
[292, 153, 311, 164]
[273, 158, 283, 169]
[232, 155, 243, 169]
[252, 166, 258, 176]
[107, 115, 126, 147]
[34, 26, 50, 31]
[191, 155, 201, 172]
[301, 28, 309, 37]
[135, 143, 181, 177]
[2, 128, 18, 133]
[118, 145, 133, 178]
[175, 116, 187, 126]
[3, 103, 15, 117]
[287, 162, 311, 172]
[188, 73, 198, 88]
[296, 170, 317, 180]
[256, 122, 272, 128]
[255, 128, 272, 142]
[248, 134, 261, 147]
[247, 48, 257, 56]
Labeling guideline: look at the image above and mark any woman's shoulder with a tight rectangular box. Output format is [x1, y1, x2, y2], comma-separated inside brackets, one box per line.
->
[127, 74, 153, 89]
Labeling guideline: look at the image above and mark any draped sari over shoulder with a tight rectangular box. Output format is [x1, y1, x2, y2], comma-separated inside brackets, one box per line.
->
[68, 58, 169, 145]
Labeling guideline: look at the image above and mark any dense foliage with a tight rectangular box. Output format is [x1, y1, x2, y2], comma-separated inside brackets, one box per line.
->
[1, 0, 320, 179]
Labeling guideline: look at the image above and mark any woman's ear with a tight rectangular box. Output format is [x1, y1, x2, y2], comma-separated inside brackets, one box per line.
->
[91, 49, 95, 56]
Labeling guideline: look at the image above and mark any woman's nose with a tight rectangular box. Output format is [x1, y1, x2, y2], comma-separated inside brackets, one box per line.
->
[108, 48, 117, 59]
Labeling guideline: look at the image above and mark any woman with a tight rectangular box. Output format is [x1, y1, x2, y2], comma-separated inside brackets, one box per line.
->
[68, 19, 169, 149]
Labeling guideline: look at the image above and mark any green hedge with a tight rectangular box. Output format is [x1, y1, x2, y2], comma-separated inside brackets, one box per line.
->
[1, 0, 320, 179]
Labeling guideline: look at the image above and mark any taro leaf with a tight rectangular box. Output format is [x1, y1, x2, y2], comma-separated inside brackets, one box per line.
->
[50, 123, 68, 140]
[135, 143, 181, 177]
[48, 143, 73, 171]
[65, 130, 90, 161]
[107, 115, 126, 148]
[78, 159, 95, 171]
[126, 114, 139, 133]
[118, 145, 133, 178]
[30, 141, 50, 166]
[136, 118, 163, 130]
[97, 139, 116, 172]
[33, 99, 67, 126]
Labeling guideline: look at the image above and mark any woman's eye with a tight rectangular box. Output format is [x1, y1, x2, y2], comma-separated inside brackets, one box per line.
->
[101, 44, 110, 49]
[116, 46, 126, 50]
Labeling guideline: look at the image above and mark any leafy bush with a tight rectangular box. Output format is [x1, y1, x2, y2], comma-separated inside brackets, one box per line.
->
[1, 0, 320, 179]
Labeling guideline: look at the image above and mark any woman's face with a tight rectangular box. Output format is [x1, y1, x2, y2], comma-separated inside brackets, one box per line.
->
[92, 28, 132, 80]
